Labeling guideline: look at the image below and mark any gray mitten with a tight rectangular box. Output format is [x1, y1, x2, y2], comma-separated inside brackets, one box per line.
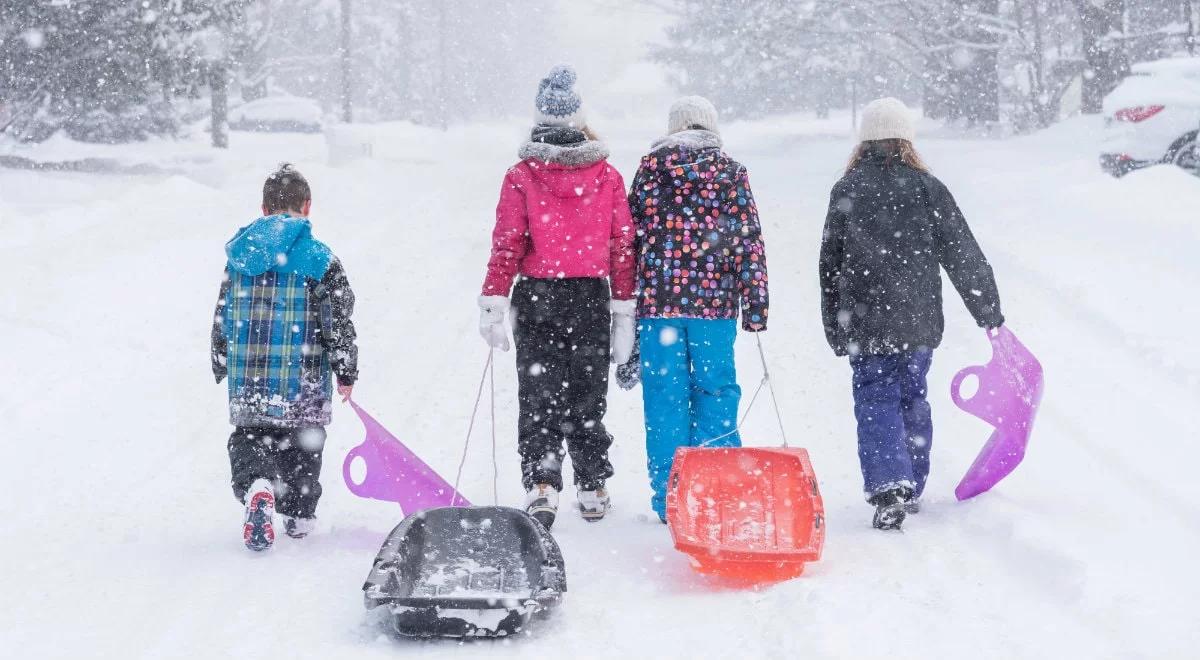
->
[615, 326, 641, 390]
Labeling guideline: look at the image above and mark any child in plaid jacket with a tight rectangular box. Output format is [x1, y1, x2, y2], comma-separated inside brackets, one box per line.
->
[211, 164, 358, 550]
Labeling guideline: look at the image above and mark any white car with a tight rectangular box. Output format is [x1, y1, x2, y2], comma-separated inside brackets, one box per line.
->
[228, 95, 324, 134]
[1100, 57, 1200, 177]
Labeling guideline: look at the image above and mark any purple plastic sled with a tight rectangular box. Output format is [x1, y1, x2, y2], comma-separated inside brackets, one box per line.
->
[343, 401, 470, 514]
[951, 326, 1044, 501]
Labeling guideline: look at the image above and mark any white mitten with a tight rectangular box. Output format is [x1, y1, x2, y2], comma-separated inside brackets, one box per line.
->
[478, 295, 511, 351]
[610, 299, 637, 364]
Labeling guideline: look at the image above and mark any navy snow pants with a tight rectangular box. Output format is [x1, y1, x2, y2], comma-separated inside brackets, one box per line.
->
[850, 349, 933, 500]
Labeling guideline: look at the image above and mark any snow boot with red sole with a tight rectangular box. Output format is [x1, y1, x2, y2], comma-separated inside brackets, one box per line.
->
[243, 479, 276, 551]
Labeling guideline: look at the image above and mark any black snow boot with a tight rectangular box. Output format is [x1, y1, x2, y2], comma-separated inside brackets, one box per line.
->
[870, 487, 912, 531]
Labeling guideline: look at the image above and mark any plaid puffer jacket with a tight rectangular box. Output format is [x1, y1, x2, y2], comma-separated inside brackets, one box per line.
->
[210, 214, 358, 428]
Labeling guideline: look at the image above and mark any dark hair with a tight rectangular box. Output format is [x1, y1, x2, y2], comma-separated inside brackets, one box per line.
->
[845, 139, 929, 175]
[262, 163, 311, 213]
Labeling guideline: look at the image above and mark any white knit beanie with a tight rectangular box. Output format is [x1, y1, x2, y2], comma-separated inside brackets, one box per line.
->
[858, 97, 916, 142]
[667, 96, 719, 135]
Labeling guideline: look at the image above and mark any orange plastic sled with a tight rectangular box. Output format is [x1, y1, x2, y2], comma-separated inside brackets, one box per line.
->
[666, 446, 825, 582]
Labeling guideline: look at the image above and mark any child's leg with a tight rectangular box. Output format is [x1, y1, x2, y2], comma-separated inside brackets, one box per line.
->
[512, 280, 569, 491]
[851, 354, 916, 499]
[275, 427, 326, 519]
[562, 281, 614, 491]
[640, 318, 690, 517]
[899, 348, 934, 498]
[685, 319, 741, 448]
[228, 426, 279, 503]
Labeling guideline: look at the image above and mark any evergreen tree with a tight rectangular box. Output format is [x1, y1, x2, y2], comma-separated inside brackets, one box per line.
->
[0, 0, 174, 142]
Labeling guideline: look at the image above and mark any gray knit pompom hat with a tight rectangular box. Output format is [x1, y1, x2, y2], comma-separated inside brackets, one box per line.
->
[535, 65, 586, 128]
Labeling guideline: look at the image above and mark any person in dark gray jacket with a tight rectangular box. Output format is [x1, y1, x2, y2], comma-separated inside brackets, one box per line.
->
[819, 98, 1004, 531]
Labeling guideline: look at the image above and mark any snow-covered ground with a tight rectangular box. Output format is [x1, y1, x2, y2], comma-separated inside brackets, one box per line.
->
[1, 115, 1197, 659]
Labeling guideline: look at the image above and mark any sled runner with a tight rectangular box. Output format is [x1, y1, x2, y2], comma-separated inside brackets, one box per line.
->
[952, 326, 1044, 500]
[666, 446, 825, 582]
[362, 505, 566, 638]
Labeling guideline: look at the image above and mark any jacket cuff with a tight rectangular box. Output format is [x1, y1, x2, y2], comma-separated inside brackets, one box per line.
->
[478, 294, 510, 311]
[336, 373, 357, 387]
[610, 299, 636, 317]
[742, 305, 767, 331]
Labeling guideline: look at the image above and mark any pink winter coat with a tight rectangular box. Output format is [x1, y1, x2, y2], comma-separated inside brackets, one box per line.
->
[482, 140, 636, 300]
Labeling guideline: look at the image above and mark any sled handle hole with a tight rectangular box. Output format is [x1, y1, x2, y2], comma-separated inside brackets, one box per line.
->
[958, 372, 980, 401]
[348, 454, 368, 487]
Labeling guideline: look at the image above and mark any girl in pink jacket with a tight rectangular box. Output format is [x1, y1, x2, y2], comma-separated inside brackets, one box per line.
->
[478, 66, 636, 529]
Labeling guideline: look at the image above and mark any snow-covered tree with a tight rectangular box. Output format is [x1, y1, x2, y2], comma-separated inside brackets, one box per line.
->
[157, 0, 255, 148]
[653, 0, 1182, 129]
[0, 0, 175, 142]
[993, 0, 1073, 130]
[1070, 0, 1128, 114]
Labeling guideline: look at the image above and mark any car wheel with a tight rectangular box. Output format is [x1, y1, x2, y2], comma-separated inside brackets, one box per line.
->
[1167, 131, 1200, 175]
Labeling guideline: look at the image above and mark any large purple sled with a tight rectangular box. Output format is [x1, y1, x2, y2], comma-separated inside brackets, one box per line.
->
[342, 401, 469, 513]
[951, 326, 1044, 500]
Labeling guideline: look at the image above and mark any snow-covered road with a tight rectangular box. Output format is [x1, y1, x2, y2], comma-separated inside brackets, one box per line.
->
[1, 116, 1197, 659]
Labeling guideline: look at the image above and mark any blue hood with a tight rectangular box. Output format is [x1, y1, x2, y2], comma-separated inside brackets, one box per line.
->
[225, 214, 332, 280]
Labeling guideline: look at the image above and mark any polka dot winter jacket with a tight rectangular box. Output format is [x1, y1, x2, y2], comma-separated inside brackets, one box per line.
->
[627, 130, 769, 330]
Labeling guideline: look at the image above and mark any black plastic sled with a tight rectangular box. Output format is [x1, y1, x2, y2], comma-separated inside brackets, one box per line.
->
[362, 505, 566, 638]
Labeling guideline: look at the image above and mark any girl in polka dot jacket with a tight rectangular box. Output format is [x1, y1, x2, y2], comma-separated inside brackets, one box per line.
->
[625, 96, 769, 521]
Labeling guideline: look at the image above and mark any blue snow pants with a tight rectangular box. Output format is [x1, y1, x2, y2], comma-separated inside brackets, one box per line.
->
[850, 348, 934, 500]
[640, 318, 741, 518]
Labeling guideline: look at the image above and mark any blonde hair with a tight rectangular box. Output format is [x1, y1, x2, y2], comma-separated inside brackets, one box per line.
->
[845, 138, 929, 175]
[582, 125, 600, 141]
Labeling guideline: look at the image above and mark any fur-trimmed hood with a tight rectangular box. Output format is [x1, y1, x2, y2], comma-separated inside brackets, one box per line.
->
[519, 140, 610, 167]
[649, 129, 723, 154]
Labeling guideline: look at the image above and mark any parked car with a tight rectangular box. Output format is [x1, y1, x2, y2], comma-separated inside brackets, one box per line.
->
[228, 95, 324, 133]
[1100, 57, 1200, 177]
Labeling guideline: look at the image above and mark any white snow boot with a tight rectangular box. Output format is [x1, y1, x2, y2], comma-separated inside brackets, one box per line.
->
[243, 479, 276, 551]
[525, 484, 560, 530]
[577, 488, 610, 522]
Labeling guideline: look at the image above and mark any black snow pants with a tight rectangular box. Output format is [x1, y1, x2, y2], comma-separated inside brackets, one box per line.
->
[228, 426, 325, 519]
[511, 277, 614, 492]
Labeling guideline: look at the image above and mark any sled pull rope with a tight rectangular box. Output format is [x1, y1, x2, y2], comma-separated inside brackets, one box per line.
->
[451, 349, 499, 506]
[697, 334, 790, 448]
[489, 346, 498, 504]
[755, 333, 790, 447]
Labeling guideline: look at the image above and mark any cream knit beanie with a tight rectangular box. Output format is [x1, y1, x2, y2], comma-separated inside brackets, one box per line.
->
[858, 97, 916, 142]
[667, 96, 719, 135]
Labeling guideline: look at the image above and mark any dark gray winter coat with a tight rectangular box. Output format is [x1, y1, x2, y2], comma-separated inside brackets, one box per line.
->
[819, 151, 1003, 356]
